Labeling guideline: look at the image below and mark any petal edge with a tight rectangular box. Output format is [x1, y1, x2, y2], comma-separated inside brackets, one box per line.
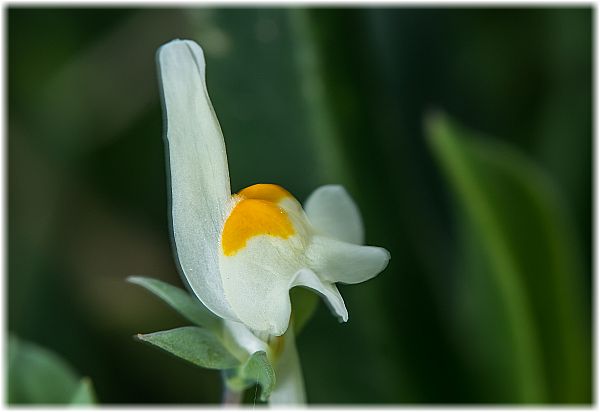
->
[290, 268, 348, 322]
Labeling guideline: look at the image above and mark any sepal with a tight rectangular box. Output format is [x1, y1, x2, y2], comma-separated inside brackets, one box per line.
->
[225, 351, 276, 402]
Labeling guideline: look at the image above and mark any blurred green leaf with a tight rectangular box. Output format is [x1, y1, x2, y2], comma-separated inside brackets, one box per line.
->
[8, 334, 96, 404]
[70, 378, 96, 404]
[136, 326, 240, 370]
[127, 276, 221, 332]
[288, 8, 349, 186]
[226, 351, 276, 402]
[427, 113, 590, 403]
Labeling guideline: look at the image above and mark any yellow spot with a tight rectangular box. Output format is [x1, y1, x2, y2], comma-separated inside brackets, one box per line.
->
[238, 184, 292, 203]
[221, 199, 295, 256]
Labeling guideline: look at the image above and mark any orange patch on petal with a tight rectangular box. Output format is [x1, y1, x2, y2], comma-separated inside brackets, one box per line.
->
[221, 199, 295, 256]
[238, 184, 292, 203]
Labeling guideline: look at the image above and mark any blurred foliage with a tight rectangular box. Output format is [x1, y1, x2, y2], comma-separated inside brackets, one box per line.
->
[8, 335, 96, 404]
[8, 7, 591, 404]
[427, 114, 590, 403]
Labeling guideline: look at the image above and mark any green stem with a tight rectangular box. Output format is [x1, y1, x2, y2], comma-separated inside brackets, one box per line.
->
[221, 384, 243, 405]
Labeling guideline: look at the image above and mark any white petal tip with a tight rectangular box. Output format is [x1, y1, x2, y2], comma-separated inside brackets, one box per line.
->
[159, 39, 204, 54]
[376, 247, 392, 272]
[322, 184, 346, 193]
[156, 39, 206, 81]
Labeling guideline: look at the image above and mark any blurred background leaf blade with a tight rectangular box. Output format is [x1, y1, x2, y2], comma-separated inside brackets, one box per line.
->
[8, 334, 96, 405]
[427, 114, 590, 403]
[70, 378, 97, 404]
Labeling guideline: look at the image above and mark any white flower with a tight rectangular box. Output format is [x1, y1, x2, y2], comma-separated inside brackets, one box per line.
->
[157, 39, 390, 338]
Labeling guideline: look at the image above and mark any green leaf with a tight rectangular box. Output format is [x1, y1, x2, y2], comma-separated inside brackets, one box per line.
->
[136, 326, 240, 370]
[427, 113, 590, 403]
[69, 378, 96, 404]
[227, 351, 276, 402]
[290, 286, 319, 335]
[127, 276, 221, 332]
[8, 334, 96, 405]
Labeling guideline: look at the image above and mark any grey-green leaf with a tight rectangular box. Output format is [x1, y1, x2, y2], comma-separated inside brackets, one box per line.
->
[427, 113, 590, 403]
[8, 334, 96, 405]
[136, 326, 240, 370]
[127, 276, 221, 332]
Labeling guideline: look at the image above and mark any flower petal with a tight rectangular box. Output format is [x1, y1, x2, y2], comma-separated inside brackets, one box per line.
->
[219, 234, 303, 336]
[304, 185, 364, 245]
[291, 268, 348, 322]
[307, 236, 390, 284]
[158, 39, 237, 320]
[222, 319, 268, 361]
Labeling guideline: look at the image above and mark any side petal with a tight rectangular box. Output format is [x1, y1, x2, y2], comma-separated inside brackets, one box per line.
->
[158, 39, 237, 320]
[291, 268, 348, 322]
[269, 326, 306, 405]
[304, 185, 364, 244]
[307, 235, 390, 285]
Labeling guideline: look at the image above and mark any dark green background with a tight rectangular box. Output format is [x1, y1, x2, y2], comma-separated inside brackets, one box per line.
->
[8, 7, 592, 404]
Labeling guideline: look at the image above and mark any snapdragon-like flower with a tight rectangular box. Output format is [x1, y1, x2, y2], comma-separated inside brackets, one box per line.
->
[158, 39, 390, 337]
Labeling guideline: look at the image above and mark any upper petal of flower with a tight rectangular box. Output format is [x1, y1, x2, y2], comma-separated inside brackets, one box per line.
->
[158, 39, 237, 321]
[304, 185, 364, 244]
